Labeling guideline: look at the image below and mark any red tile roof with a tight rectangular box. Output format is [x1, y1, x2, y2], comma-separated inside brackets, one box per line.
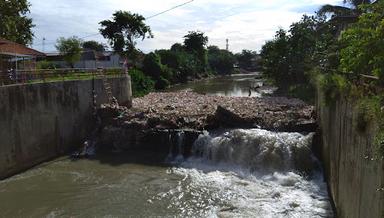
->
[0, 38, 45, 57]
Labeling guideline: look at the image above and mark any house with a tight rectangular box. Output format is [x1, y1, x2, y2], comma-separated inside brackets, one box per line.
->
[0, 38, 45, 74]
[45, 50, 123, 69]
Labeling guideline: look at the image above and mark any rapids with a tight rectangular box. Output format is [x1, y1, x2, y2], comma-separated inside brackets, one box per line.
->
[161, 129, 333, 217]
[0, 129, 333, 217]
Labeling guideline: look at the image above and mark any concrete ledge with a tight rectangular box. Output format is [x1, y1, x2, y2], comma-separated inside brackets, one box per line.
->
[0, 76, 132, 179]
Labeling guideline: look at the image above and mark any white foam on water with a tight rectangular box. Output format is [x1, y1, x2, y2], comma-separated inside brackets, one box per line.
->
[158, 129, 333, 218]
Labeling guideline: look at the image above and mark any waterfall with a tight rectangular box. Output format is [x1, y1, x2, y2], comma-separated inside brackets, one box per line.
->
[166, 129, 333, 217]
[165, 130, 186, 163]
[165, 131, 174, 162]
[175, 131, 185, 162]
[190, 129, 316, 173]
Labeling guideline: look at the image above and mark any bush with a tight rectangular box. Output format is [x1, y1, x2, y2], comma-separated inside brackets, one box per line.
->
[155, 77, 170, 90]
[318, 73, 349, 105]
[129, 68, 155, 97]
[288, 84, 316, 104]
[37, 60, 59, 69]
[142, 52, 162, 80]
[156, 49, 201, 83]
[208, 46, 236, 75]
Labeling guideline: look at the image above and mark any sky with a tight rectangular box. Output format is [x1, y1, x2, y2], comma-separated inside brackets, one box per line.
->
[29, 0, 343, 53]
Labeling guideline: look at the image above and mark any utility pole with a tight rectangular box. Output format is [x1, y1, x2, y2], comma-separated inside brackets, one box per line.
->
[226, 39, 229, 51]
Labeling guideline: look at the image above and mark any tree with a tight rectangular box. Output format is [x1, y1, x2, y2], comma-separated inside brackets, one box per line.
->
[339, 1, 384, 83]
[287, 15, 318, 83]
[82, 40, 106, 52]
[55, 36, 83, 68]
[156, 48, 199, 83]
[99, 11, 153, 61]
[208, 46, 236, 75]
[0, 0, 34, 45]
[170, 43, 184, 52]
[184, 31, 208, 52]
[318, 0, 372, 18]
[260, 29, 290, 88]
[142, 52, 172, 89]
[129, 68, 155, 97]
[260, 15, 319, 94]
[236, 50, 258, 70]
[183, 31, 209, 72]
[142, 52, 163, 79]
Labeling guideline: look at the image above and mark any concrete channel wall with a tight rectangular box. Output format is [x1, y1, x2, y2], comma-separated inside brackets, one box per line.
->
[317, 93, 384, 218]
[0, 76, 132, 179]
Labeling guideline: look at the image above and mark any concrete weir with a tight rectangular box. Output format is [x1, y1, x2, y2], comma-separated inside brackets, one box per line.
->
[0, 76, 132, 179]
[96, 91, 317, 154]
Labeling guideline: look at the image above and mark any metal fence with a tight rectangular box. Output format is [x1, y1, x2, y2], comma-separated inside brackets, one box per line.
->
[0, 67, 126, 86]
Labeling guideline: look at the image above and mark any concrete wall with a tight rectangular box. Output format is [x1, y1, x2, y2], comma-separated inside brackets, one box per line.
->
[0, 76, 132, 179]
[317, 93, 384, 218]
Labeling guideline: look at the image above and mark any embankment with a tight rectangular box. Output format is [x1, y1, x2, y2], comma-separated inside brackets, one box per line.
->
[0, 76, 132, 179]
[317, 94, 384, 218]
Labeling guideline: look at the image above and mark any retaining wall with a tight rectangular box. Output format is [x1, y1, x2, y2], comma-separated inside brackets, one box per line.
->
[0, 76, 132, 179]
[317, 93, 384, 218]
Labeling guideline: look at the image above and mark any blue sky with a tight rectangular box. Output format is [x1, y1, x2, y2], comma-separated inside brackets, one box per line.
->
[29, 0, 342, 53]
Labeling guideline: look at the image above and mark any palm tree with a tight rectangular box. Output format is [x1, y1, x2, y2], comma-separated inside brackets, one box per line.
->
[318, 0, 372, 17]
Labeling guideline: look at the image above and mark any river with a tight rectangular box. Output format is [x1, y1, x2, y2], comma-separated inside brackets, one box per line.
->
[167, 72, 276, 97]
[0, 73, 333, 217]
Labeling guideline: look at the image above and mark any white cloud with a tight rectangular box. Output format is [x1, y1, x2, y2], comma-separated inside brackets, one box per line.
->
[29, 0, 344, 53]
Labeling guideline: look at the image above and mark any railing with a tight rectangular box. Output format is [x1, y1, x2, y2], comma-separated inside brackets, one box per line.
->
[0, 68, 126, 86]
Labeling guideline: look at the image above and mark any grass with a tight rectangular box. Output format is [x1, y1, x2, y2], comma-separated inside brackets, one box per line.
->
[3, 70, 126, 86]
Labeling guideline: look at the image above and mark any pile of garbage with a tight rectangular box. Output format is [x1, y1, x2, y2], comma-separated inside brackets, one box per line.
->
[99, 91, 316, 132]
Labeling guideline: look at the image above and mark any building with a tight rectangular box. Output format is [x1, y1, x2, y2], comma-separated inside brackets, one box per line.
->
[0, 38, 45, 73]
[0, 38, 45, 84]
[45, 50, 123, 69]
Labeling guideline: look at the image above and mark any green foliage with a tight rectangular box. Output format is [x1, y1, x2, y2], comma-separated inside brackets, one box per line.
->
[155, 46, 201, 83]
[142, 52, 174, 89]
[339, 1, 384, 84]
[318, 0, 371, 18]
[55, 36, 83, 68]
[288, 84, 316, 104]
[260, 28, 291, 90]
[184, 31, 209, 71]
[134, 30, 237, 94]
[174, 51, 200, 82]
[355, 95, 384, 157]
[36, 60, 59, 70]
[143, 52, 163, 79]
[99, 11, 153, 61]
[236, 50, 259, 70]
[129, 68, 155, 97]
[318, 73, 349, 105]
[260, 13, 347, 102]
[82, 40, 106, 52]
[207, 46, 236, 75]
[155, 77, 171, 90]
[0, 0, 34, 45]
[170, 43, 184, 52]
[184, 31, 208, 53]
